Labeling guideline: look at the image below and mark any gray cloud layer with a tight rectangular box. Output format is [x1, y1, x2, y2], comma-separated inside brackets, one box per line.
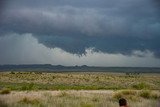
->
[0, 0, 160, 57]
[1, 33, 160, 67]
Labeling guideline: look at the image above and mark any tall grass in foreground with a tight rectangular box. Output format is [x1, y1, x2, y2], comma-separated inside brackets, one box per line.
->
[0, 90, 159, 107]
[113, 90, 160, 100]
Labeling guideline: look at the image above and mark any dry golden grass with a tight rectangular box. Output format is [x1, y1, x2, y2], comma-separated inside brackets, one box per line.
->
[0, 72, 160, 106]
[0, 72, 160, 90]
[0, 90, 159, 107]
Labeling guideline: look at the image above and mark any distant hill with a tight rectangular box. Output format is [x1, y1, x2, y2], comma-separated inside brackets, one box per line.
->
[0, 64, 160, 73]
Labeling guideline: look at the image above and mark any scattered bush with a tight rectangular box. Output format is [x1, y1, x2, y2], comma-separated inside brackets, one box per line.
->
[140, 91, 151, 98]
[92, 97, 99, 102]
[113, 92, 123, 99]
[19, 97, 40, 105]
[34, 72, 42, 74]
[139, 90, 160, 99]
[21, 83, 35, 90]
[0, 72, 159, 91]
[58, 91, 68, 97]
[10, 71, 15, 74]
[139, 90, 151, 99]
[52, 76, 56, 79]
[114, 90, 160, 100]
[0, 88, 11, 94]
[113, 90, 138, 101]
[132, 82, 150, 90]
[150, 93, 160, 99]
[121, 90, 137, 95]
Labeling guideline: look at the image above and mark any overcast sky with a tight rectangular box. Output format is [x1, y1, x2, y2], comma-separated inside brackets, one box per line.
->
[0, 0, 160, 67]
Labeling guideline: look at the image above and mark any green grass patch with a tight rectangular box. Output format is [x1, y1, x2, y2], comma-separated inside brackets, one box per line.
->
[0, 82, 126, 90]
[132, 82, 150, 90]
[0, 72, 160, 90]
[139, 90, 151, 99]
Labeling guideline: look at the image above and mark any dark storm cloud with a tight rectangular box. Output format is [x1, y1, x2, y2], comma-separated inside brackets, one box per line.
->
[37, 35, 160, 57]
[0, 0, 8, 16]
[152, 0, 160, 7]
[0, 0, 160, 57]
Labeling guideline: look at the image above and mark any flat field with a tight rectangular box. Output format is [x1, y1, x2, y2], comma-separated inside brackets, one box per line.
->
[0, 72, 160, 107]
[0, 72, 160, 90]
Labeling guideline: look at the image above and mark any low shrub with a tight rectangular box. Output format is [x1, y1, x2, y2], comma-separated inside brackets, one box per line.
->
[10, 71, 15, 74]
[121, 90, 137, 95]
[58, 91, 68, 97]
[19, 97, 40, 105]
[21, 83, 36, 90]
[113, 90, 138, 101]
[132, 82, 150, 90]
[92, 97, 99, 102]
[150, 93, 160, 99]
[0, 88, 11, 94]
[139, 90, 160, 99]
[139, 90, 151, 99]
[113, 92, 123, 100]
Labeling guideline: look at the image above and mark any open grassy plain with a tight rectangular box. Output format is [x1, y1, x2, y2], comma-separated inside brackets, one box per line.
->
[0, 72, 160, 90]
[0, 72, 160, 107]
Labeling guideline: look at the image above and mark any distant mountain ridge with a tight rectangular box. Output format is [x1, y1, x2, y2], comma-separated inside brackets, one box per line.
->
[0, 64, 160, 73]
